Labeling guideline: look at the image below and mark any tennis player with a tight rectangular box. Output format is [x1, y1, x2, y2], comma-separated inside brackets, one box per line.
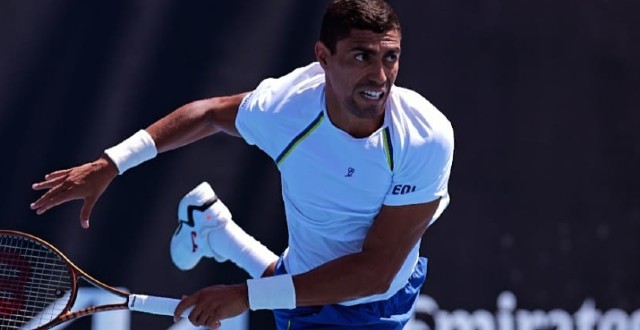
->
[31, 0, 454, 329]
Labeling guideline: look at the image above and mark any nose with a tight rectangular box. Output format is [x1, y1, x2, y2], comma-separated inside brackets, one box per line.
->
[367, 62, 387, 85]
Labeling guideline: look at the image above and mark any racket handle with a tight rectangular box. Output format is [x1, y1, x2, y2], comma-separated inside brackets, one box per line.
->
[128, 294, 192, 317]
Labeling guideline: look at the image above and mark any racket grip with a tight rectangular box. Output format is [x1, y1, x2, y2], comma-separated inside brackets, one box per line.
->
[128, 294, 192, 317]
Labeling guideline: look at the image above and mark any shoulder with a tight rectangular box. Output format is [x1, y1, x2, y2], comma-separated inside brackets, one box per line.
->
[388, 86, 454, 148]
[383, 87, 454, 207]
[235, 63, 326, 155]
[237, 63, 326, 132]
[240, 62, 325, 111]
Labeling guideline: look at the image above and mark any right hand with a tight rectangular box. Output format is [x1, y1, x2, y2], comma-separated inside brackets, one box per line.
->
[30, 154, 119, 228]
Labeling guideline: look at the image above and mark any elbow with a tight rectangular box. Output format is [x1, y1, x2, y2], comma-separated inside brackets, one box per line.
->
[359, 253, 403, 297]
[184, 98, 227, 136]
[195, 95, 243, 136]
[370, 282, 392, 296]
[367, 271, 395, 296]
[189, 99, 218, 126]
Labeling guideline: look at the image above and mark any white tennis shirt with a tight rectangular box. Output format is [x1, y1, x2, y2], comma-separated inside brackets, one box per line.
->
[236, 62, 454, 305]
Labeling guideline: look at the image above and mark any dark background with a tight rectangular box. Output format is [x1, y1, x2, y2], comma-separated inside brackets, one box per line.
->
[1, 1, 638, 329]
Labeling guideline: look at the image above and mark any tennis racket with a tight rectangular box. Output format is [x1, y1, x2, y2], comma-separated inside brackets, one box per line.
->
[0, 230, 189, 329]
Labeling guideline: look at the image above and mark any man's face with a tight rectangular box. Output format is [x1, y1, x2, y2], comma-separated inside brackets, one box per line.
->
[320, 29, 401, 121]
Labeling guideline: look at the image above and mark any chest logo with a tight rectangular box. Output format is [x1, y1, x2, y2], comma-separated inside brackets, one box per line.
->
[345, 167, 355, 177]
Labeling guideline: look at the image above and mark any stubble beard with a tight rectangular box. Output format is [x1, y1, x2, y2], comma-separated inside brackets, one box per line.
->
[345, 84, 389, 120]
[345, 98, 384, 119]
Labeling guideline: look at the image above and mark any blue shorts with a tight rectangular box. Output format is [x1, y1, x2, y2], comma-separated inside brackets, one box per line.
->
[272, 257, 428, 330]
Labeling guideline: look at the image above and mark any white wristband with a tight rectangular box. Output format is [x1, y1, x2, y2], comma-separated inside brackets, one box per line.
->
[104, 130, 157, 174]
[246, 274, 296, 310]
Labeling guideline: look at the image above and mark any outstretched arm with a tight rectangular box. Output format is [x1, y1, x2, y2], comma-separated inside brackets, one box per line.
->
[173, 198, 440, 327]
[30, 93, 248, 228]
[146, 94, 246, 152]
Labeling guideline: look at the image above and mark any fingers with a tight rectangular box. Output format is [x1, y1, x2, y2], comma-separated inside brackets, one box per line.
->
[174, 294, 222, 329]
[189, 306, 205, 326]
[80, 197, 97, 228]
[207, 320, 222, 329]
[32, 171, 70, 191]
[30, 185, 75, 215]
[45, 169, 72, 180]
[30, 168, 74, 210]
[190, 308, 221, 329]
[174, 294, 196, 322]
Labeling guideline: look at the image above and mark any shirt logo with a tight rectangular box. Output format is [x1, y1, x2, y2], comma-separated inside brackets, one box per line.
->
[345, 167, 355, 177]
[392, 184, 417, 195]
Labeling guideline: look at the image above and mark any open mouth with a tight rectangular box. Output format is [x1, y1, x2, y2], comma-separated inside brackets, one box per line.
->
[360, 90, 384, 101]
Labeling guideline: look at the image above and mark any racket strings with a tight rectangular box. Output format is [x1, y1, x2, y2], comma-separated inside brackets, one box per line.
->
[1, 234, 73, 329]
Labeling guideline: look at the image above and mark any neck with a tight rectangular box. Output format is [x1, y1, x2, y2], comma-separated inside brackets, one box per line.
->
[324, 90, 384, 139]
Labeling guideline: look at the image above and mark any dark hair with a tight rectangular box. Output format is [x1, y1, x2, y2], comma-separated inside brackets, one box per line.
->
[319, 0, 401, 54]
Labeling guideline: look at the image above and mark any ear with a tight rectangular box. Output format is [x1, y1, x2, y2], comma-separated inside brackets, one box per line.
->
[315, 41, 330, 68]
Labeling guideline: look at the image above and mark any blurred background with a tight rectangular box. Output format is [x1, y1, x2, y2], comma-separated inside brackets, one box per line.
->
[1, 0, 638, 329]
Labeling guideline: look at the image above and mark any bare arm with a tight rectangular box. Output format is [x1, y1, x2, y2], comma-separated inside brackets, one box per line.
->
[292, 199, 440, 305]
[146, 93, 247, 152]
[173, 198, 441, 327]
[30, 93, 248, 227]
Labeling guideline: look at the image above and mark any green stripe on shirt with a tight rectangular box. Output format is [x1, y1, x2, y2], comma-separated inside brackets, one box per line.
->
[276, 111, 325, 166]
[382, 127, 394, 171]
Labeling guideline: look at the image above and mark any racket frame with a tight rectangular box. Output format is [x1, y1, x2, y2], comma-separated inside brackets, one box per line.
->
[1, 230, 133, 329]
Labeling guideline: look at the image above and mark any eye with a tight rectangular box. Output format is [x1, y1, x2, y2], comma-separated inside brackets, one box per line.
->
[354, 53, 368, 62]
[385, 52, 399, 62]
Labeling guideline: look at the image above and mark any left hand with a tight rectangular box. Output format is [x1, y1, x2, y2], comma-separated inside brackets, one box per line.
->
[174, 284, 249, 328]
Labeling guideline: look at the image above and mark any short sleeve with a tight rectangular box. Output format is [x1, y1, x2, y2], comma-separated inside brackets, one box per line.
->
[235, 78, 278, 147]
[235, 63, 324, 159]
[383, 113, 454, 207]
